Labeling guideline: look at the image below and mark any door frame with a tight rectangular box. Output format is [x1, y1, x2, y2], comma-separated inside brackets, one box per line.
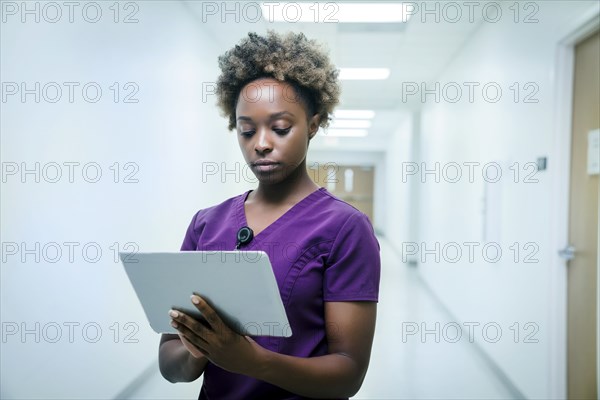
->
[551, 5, 600, 399]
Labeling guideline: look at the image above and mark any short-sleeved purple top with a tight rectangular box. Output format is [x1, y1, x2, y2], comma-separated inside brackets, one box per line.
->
[180, 187, 381, 400]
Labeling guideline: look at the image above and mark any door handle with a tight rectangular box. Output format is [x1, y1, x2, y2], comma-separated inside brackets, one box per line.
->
[558, 245, 576, 261]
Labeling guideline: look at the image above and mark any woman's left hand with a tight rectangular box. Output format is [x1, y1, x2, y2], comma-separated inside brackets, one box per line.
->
[169, 294, 263, 375]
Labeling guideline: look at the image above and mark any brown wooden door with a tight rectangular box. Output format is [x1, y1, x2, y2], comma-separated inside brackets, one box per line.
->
[309, 163, 375, 222]
[567, 29, 600, 400]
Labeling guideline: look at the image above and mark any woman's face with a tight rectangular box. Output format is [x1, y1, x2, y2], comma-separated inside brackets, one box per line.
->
[235, 77, 319, 185]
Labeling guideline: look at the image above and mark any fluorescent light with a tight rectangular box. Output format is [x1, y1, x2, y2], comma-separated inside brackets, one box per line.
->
[334, 110, 376, 119]
[260, 3, 413, 23]
[322, 129, 369, 137]
[333, 3, 413, 23]
[323, 136, 340, 146]
[330, 119, 372, 129]
[339, 68, 390, 80]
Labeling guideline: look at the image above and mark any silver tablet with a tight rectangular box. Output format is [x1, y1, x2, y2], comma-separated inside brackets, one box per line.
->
[119, 251, 292, 337]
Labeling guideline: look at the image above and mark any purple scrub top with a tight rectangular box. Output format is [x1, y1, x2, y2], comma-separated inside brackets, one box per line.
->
[180, 187, 381, 400]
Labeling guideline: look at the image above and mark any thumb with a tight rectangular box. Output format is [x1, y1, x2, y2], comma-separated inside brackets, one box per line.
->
[244, 335, 256, 344]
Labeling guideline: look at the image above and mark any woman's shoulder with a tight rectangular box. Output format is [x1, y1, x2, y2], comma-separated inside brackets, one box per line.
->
[315, 188, 372, 225]
[302, 188, 376, 245]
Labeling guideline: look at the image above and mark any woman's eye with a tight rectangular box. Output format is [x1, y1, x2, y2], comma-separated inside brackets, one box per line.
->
[240, 130, 255, 137]
[273, 127, 291, 134]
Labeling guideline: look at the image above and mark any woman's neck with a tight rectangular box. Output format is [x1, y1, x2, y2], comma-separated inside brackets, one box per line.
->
[251, 161, 319, 206]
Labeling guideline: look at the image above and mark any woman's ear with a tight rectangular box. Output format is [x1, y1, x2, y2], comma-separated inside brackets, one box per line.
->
[308, 114, 321, 140]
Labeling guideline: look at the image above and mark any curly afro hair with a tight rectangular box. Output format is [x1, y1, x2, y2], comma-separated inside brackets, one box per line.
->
[216, 30, 341, 131]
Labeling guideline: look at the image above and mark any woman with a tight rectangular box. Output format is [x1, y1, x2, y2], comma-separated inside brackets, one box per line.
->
[159, 30, 381, 400]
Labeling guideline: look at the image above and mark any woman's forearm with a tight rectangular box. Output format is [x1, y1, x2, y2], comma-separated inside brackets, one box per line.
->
[159, 339, 209, 383]
[249, 347, 366, 399]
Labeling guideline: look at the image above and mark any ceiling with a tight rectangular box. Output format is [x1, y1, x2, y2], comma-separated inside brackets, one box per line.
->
[183, 1, 485, 148]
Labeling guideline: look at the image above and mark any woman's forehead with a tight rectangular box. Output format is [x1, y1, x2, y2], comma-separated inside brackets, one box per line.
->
[237, 79, 304, 113]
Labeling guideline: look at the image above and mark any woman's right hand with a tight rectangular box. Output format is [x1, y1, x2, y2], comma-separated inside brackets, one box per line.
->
[179, 333, 205, 359]
[169, 309, 207, 359]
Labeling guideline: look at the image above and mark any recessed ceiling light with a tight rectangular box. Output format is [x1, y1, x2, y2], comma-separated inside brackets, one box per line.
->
[331, 3, 413, 23]
[260, 3, 413, 23]
[334, 110, 376, 119]
[323, 136, 340, 146]
[330, 119, 372, 129]
[339, 68, 390, 80]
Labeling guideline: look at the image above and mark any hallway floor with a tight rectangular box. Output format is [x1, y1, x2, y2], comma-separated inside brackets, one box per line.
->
[354, 237, 516, 399]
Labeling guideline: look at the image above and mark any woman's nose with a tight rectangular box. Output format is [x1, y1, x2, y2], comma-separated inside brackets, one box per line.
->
[254, 129, 273, 153]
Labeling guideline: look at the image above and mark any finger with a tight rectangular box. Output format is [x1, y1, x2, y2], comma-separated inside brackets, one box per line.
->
[172, 317, 211, 353]
[191, 294, 222, 329]
[179, 333, 207, 359]
[169, 309, 210, 339]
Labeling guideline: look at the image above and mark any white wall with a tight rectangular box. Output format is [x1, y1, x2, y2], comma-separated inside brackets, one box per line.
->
[0, 3, 246, 398]
[382, 113, 415, 253]
[386, 2, 600, 399]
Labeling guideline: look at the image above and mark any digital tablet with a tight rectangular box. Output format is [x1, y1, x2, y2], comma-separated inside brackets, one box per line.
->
[119, 251, 292, 337]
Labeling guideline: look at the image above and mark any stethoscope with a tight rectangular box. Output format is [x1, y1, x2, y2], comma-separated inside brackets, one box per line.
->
[235, 226, 254, 250]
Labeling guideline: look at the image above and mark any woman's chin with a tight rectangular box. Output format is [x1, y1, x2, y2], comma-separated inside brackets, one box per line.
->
[255, 174, 286, 185]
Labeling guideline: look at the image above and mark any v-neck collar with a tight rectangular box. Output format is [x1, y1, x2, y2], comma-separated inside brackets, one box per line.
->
[235, 187, 326, 248]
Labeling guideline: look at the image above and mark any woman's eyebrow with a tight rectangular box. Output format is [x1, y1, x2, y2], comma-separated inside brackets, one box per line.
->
[236, 111, 295, 122]
[268, 111, 295, 120]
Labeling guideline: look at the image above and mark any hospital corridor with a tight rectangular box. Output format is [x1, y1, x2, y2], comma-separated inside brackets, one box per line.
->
[1, 1, 599, 399]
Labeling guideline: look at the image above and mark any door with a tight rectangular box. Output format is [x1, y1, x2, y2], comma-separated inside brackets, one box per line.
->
[567, 29, 600, 400]
[309, 163, 375, 222]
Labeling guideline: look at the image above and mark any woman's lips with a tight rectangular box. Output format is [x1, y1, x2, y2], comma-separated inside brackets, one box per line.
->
[252, 162, 280, 172]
